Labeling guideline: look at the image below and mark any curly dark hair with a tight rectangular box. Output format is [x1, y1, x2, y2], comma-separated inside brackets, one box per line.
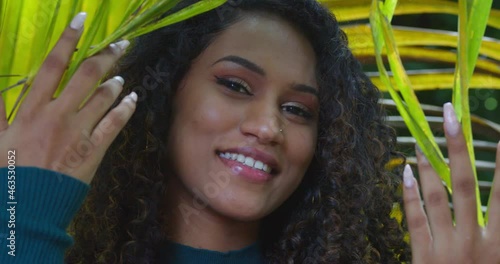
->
[66, 0, 411, 263]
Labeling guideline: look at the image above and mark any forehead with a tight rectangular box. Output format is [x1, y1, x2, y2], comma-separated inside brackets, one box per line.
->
[198, 12, 318, 86]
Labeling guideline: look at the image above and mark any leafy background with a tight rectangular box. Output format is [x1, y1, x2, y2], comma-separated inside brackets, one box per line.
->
[1, 0, 499, 224]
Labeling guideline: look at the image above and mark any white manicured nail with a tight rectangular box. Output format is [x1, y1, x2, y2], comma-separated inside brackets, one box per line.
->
[115, 40, 130, 50]
[70, 12, 87, 30]
[443, 102, 460, 137]
[110, 40, 130, 54]
[128, 92, 138, 103]
[113, 76, 124, 85]
[403, 164, 415, 188]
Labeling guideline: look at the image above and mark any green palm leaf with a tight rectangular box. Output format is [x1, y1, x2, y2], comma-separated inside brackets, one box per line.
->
[368, 0, 496, 226]
[0, 0, 227, 119]
[453, 0, 493, 223]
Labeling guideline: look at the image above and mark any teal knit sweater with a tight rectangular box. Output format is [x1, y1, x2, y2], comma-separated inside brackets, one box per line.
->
[0, 167, 265, 263]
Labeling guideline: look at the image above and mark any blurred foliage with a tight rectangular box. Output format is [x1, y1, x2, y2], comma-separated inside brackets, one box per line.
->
[320, 0, 499, 224]
[0, 0, 227, 119]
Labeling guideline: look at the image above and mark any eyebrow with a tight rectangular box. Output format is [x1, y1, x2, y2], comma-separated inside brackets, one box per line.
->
[212, 55, 319, 98]
[213, 55, 266, 76]
[292, 84, 319, 98]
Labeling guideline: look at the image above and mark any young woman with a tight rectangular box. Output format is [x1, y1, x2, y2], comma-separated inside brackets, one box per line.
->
[1, 0, 499, 263]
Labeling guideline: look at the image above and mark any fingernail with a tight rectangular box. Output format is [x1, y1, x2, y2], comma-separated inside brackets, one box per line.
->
[403, 164, 415, 188]
[113, 76, 125, 85]
[115, 40, 130, 50]
[443, 102, 460, 137]
[70, 12, 87, 30]
[128, 91, 138, 103]
[110, 40, 130, 54]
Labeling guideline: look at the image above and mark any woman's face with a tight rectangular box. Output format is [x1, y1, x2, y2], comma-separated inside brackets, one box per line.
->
[167, 12, 318, 221]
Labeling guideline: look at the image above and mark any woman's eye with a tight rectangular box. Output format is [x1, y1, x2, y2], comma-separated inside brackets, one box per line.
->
[215, 76, 253, 95]
[282, 104, 313, 119]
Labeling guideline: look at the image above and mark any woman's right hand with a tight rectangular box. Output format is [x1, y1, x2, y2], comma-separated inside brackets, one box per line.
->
[403, 103, 500, 263]
[0, 12, 137, 184]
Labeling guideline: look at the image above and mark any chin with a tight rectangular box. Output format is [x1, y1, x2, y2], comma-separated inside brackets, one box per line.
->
[208, 194, 274, 222]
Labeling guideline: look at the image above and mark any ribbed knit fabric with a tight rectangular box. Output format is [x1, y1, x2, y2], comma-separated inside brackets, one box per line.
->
[159, 240, 265, 264]
[0, 167, 89, 264]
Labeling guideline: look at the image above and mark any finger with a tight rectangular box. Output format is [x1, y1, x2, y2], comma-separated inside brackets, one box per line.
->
[403, 164, 432, 256]
[58, 40, 129, 112]
[487, 141, 500, 232]
[415, 145, 453, 239]
[443, 103, 478, 232]
[20, 12, 87, 114]
[0, 93, 8, 131]
[91, 92, 137, 150]
[77, 92, 137, 184]
[78, 76, 124, 129]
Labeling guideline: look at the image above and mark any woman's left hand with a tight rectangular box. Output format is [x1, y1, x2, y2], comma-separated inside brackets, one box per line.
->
[403, 102, 500, 263]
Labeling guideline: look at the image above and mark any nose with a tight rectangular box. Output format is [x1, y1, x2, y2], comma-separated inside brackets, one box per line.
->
[239, 103, 285, 145]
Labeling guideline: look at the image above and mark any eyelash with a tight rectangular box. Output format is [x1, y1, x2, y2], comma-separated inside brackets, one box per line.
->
[282, 104, 314, 120]
[215, 76, 314, 120]
[215, 76, 253, 95]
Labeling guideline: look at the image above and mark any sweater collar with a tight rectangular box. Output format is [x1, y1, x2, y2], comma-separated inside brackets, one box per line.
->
[158, 240, 265, 264]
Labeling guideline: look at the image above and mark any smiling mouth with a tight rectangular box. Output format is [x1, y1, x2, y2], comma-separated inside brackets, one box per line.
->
[216, 151, 277, 175]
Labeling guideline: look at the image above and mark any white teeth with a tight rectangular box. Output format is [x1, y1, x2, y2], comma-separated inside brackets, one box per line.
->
[219, 152, 272, 173]
[254, 161, 264, 170]
[244, 157, 255, 167]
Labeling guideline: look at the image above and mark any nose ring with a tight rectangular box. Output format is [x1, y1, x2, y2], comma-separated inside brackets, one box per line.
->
[279, 128, 283, 133]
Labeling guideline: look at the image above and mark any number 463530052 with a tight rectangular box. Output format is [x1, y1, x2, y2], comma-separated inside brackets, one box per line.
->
[7, 150, 16, 199]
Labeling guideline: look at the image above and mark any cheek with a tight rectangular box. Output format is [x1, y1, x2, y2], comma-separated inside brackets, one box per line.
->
[168, 87, 241, 174]
[175, 90, 238, 136]
[278, 129, 316, 195]
[197, 105, 233, 132]
[166, 95, 236, 198]
[289, 129, 317, 168]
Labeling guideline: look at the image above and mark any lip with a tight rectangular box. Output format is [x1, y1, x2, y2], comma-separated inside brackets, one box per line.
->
[218, 156, 274, 183]
[217, 146, 280, 173]
[216, 146, 280, 184]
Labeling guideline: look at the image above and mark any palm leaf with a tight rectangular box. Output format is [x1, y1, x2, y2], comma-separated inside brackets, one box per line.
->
[452, 0, 492, 225]
[320, 0, 500, 30]
[370, 72, 500, 91]
[344, 25, 500, 61]
[127, 0, 227, 39]
[0, 0, 228, 120]
[370, 0, 452, 194]
[355, 47, 500, 76]
[369, 0, 495, 225]
[0, 0, 24, 114]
